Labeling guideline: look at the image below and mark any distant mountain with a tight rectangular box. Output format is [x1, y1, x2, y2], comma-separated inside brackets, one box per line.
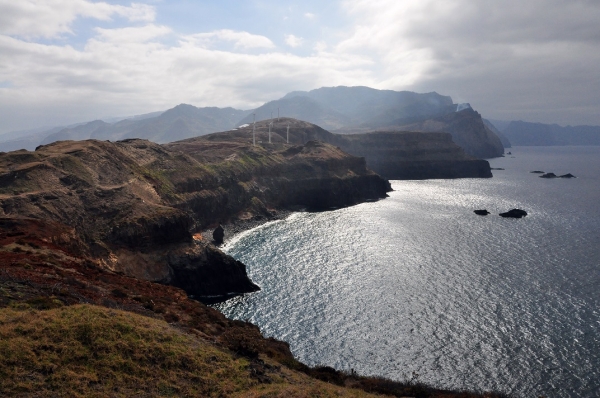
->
[285, 86, 456, 126]
[501, 121, 600, 146]
[1, 86, 506, 159]
[1, 105, 250, 151]
[239, 86, 504, 158]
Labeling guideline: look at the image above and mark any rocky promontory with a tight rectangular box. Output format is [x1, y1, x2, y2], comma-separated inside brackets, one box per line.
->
[0, 133, 390, 300]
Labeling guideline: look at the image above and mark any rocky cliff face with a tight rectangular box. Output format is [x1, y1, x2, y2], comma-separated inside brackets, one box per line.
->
[242, 118, 492, 179]
[0, 133, 389, 299]
[331, 132, 492, 179]
[392, 109, 505, 159]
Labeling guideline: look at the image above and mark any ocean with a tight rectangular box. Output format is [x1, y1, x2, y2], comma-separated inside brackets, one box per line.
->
[214, 146, 600, 397]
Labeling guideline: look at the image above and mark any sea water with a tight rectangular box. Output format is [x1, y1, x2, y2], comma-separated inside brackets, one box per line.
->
[214, 146, 600, 397]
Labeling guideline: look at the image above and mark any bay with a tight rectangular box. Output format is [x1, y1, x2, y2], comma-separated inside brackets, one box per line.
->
[214, 146, 600, 397]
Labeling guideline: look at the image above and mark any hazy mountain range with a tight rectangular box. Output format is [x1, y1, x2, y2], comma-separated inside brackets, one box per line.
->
[493, 120, 600, 146]
[5, 86, 597, 159]
[0, 87, 464, 151]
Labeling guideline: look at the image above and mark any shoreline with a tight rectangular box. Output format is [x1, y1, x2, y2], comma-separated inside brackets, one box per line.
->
[200, 208, 296, 246]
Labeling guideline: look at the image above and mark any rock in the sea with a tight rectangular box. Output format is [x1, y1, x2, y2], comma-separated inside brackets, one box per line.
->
[539, 172, 557, 178]
[559, 173, 576, 178]
[474, 209, 491, 215]
[499, 209, 528, 218]
[530, 170, 544, 174]
[491, 168, 504, 170]
[213, 224, 225, 244]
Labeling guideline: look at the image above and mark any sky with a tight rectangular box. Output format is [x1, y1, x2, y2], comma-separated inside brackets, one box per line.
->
[1, 0, 600, 134]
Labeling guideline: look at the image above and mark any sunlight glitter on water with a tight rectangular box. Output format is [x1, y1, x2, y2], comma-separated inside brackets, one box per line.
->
[214, 147, 600, 398]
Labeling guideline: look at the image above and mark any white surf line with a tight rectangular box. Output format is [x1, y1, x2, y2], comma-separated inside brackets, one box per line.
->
[222, 212, 303, 252]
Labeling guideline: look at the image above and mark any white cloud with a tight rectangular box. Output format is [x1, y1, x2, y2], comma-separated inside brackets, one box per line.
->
[285, 34, 304, 48]
[94, 24, 171, 43]
[0, 23, 375, 132]
[184, 29, 275, 50]
[0, 0, 155, 39]
[304, 12, 316, 19]
[314, 41, 328, 52]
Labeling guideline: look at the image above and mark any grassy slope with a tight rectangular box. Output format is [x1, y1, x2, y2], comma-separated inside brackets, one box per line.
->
[0, 304, 382, 398]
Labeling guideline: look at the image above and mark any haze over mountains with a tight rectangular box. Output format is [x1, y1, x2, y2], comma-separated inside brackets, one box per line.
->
[2, 86, 599, 159]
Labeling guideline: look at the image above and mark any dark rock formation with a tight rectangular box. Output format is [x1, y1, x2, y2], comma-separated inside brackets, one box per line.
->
[499, 209, 528, 218]
[540, 173, 558, 178]
[213, 224, 224, 244]
[531, 170, 544, 173]
[165, 244, 259, 299]
[474, 210, 490, 215]
[491, 168, 504, 170]
[559, 173, 576, 178]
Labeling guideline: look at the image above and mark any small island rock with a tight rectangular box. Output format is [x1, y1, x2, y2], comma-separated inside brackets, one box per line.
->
[213, 224, 225, 244]
[539, 172, 557, 178]
[530, 170, 544, 174]
[474, 209, 491, 216]
[559, 173, 576, 178]
[499, 209, 528, 218]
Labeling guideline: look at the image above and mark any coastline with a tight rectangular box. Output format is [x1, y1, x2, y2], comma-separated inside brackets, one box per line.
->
[200, 208, 295, 246]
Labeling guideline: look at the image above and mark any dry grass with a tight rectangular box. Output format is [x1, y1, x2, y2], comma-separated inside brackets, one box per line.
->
[0, 304, 384, 398]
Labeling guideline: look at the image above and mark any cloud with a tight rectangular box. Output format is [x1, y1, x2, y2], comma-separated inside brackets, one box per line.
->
[94, 24, 171, 43]
[184, 29, 275, 50]
[1, 0, 600, 134]
[285, 34, 304, 48]
[0, 22, 375, 132]
[337, 0, 600, 124]
[314, 41, 328, 52]
[0, 0, 155, 39]
[304, 12, 316, 19]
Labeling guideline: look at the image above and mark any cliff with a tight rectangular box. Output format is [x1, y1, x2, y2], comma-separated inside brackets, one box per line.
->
[389, 108, 505, 158]
[241, 118, 492, 179]
[0, 132, 389, 300]
[333, 131, 492, 179]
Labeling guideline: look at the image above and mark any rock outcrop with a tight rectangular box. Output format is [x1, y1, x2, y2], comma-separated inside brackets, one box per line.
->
[212, 224, 225, 244]
[540, 173, 558, 178]
[499, 209, 528, 218]
[474, 210, 490, 215]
